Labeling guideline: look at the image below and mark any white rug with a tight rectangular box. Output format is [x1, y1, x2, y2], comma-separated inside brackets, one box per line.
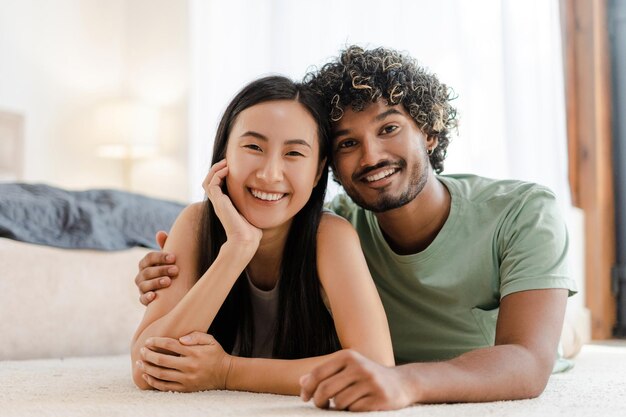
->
[1, 342, 625, 417]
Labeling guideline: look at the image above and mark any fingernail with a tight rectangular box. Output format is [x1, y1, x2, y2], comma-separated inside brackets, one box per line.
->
[142, 374, 148, 381]
[300, 374, 310, 385]
[136, 360, 143, 369]
[160, 278, 169, 285]
[147, 292, 155, 300]
[166, 254, 174, 262]
[140, 347, 146, 355]
[168, 266, 177, 274]
[180, 335, 192, 343]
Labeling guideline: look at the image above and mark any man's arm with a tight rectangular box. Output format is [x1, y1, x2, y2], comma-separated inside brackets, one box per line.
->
[135, 231, 176, 305]
[300, 288, 568, 411]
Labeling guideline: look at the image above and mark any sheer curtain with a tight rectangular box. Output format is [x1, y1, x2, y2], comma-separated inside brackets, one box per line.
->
[188, 0, 570, 207]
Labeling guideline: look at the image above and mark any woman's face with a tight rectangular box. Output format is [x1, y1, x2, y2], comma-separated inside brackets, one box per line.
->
[225, 100, 325, 231]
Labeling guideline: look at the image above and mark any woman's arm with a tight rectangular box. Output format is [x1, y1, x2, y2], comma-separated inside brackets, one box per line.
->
[224, 213, 394, 394]
[130, 203, 255, 389]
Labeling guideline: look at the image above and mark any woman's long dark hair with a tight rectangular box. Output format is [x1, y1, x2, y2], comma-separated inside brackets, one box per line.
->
[197, 76, 341, 359]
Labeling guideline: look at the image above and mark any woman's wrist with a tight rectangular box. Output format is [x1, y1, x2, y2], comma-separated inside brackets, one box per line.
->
[222, 353, 234, 390]
[220, 240, 258, 261]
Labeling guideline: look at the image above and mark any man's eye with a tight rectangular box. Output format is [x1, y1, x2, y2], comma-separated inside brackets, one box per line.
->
[337, 139, 357, 149]
[381, 125, 398, 135]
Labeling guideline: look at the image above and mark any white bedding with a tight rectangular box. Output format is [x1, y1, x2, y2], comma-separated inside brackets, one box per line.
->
[0, 238, 148, 360]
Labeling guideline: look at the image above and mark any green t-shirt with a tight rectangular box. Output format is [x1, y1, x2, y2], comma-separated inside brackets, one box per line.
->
[329, 174, 577, 365]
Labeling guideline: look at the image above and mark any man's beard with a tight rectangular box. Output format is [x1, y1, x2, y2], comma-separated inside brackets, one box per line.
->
[339, 156, 430, 213]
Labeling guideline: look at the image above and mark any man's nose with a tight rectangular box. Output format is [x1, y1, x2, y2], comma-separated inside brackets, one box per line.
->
[256, 155, 284, 183]
[360, 136, 386, 167]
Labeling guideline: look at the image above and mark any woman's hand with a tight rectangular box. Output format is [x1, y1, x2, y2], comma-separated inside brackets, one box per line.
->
[203, 159, 262, 251]
[137, 332, 232, 392]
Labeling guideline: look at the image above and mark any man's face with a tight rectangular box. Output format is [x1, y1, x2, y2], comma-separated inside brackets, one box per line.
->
[331, 100, 433, 213]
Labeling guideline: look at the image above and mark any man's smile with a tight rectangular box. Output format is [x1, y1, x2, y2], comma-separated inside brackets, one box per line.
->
[363, 168, 399, 183]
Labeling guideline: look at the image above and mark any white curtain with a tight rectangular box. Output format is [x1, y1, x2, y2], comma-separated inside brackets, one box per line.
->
[188, 0, 570, 207]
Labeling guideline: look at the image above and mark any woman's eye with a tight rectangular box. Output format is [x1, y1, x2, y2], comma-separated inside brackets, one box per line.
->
[286, 151, 305, 157]
[244, 144, 262, 151]
[381, 125, 398, 135]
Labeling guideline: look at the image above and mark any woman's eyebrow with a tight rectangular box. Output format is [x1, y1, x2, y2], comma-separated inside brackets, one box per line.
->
[240, 131, 311, 148]
[284, 139, 311, 148]
[240, 131, 267, 140]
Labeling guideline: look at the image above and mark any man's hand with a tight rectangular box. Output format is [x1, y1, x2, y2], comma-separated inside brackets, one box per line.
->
[135, 231, 178, 306]
[137, 332, 232, 392]
[299, 350, 413, 412]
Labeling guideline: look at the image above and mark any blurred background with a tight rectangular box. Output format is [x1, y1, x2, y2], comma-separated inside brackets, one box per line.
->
[0, 0, 624, 340]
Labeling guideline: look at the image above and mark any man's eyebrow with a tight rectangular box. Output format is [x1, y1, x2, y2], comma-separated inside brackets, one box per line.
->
[333, 108, 404, 138]
[374, 108, 403, 121]
[240, 131, 311, 148]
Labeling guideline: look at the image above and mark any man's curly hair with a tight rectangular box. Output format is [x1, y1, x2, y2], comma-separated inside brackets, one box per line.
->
[304, 45, 458, 174]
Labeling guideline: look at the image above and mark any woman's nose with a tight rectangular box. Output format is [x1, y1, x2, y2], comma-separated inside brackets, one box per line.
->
[256, 156, 283, 183]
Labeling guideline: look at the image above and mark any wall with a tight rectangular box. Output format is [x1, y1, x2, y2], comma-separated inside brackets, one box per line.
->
[0, 0, 190, 202]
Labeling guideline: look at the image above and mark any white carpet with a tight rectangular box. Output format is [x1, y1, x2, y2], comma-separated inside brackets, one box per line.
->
[1, 342, 625, 417]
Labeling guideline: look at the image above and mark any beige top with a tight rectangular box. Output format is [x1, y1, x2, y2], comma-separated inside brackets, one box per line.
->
[232, 273, 279, 358]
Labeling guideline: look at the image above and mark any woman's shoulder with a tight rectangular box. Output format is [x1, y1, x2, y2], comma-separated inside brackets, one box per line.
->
[175, 201, 205, 223]
[167, 202, 205, 241]
[318, 211, 359, 245]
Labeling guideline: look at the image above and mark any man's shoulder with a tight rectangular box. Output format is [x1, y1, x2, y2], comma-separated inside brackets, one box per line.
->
[326, 193, 363, 221]
[439, 174, 557, 206]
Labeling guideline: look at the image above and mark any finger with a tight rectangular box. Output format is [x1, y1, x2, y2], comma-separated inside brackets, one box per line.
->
[155, 231, 169, 250]
[140, 345, 185, 370]
[332, 381, 372, 411]
[179, 332, 217, 346]
[205, 166, 229, 200]
[347, 395, 382, 412]
[137, 267, 177, 292]
[202, 160, 227, 192]
[137, 251, 176, 271]
[300, 357, 349, 401]
[146, 337, 193, 357]
[137, 360, 183, 383]
[142, 373, 186, 392]
[311, 370, 361, 409]
[139, 291, 156, 306]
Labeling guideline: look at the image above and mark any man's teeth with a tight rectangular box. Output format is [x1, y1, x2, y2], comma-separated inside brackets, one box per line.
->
[365, 169, 396, 182]
[250, 189, 285, 201]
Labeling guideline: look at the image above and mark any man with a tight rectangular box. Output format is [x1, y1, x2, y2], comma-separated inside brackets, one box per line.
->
[134, 46, 576, 411]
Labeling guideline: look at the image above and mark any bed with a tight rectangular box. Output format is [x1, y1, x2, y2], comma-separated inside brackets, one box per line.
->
[0, 109, 181, 361]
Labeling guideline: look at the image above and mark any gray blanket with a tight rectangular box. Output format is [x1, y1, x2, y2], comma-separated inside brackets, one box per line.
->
[0, 183, 185, 250]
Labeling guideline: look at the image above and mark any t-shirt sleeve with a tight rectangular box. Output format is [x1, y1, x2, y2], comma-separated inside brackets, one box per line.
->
[326, 193, 354, 220]
[498, 186, 577, 298]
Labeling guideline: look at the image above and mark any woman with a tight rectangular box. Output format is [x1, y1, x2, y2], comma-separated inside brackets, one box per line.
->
[131, 76, 393, 394]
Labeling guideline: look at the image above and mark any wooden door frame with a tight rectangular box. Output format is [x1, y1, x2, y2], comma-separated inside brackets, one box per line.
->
[561, 0, 616, 339]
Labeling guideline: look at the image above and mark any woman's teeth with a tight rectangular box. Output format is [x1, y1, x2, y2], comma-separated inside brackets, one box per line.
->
[250, 189, 285, 201]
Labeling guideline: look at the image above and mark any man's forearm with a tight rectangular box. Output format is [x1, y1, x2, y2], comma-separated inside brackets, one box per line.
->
[400, 344, 554, 404]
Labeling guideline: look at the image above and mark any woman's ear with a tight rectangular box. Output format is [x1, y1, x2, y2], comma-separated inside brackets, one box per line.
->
[314, 158, 328, 186]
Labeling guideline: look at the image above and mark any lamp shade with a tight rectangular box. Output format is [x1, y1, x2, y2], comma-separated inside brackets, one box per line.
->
[95, 100, 159, 159]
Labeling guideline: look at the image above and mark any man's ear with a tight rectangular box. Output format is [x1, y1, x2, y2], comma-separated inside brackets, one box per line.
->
[314, 157, 328, 186]
[426, 135, 439, 149]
